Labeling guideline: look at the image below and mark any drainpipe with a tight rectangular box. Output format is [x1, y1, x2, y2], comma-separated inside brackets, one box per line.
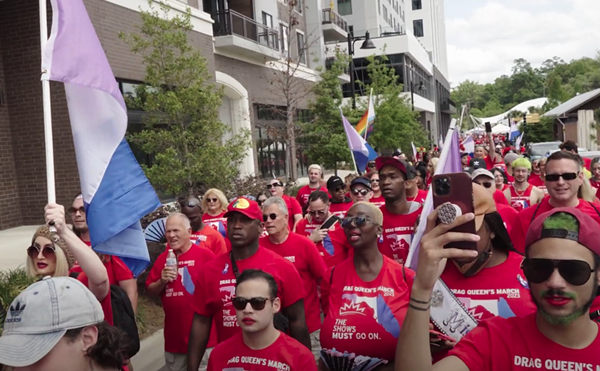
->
[557, 117, 566, 141]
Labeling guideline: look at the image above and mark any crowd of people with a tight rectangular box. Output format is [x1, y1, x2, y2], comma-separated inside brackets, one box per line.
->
[2, 134, 600, 371]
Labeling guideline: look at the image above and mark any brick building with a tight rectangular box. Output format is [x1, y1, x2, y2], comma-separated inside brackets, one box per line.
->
[0, 0, 324, 230]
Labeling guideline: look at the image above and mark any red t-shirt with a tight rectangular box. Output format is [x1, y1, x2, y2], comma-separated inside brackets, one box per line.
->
[207, 332, 317, 371]
[407, 189, 428, 205]
[296, 185, 329, 210]
[496, 203, 518, 235]
[146, 245, 216, 353]
[370, 195, 385, 208]
[192, 247, 305, 342]
[202, 212, 227, 232]
[510, 198, 600, 253]
[260, 234, 327, 333]
[378, 202, 422, 264]
[329, 200, 354, 218]
[441, 253, 536, 321]
[493, 190, 508, 205]
[528, 173, 543, 187]
[190, 225, 227, 257]
[282, 194, 303, 231]
[294, 218, 350, 268]
[484, 155, 502, 170]
[507, 174, 515, 184]
[69, 241, 134, 284]
[448, 313, 600, 370]
[320, 257, 414, 361]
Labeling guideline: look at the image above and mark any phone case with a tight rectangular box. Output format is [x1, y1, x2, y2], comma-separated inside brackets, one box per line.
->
[485, 121, 492, 133]
[432, 173, 477, 250]
[320, 215, 339, 230]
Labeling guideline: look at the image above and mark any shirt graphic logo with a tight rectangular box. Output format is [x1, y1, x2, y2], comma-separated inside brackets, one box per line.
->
[339, 301, 366, 315]
[222, 263, 229, 275]
[517, 274, 529, 289]
[220, 286, 235, 306]
[388, 234, 411, 252]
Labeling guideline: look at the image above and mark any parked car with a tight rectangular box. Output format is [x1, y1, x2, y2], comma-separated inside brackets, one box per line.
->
[528, 142, 561, 157]
[580, 151, 600, 160]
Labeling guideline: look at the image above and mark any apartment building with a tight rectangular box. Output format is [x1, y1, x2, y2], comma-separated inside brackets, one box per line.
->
[339, 0, 406, 37]
[406, 0, 448, 77]
[0, 0, 322, 229]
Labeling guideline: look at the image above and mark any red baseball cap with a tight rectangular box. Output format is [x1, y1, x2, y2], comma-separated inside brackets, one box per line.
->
[224, 197, 263, 221]
[375, 157, 409, 177]
[525, 207, 600, 256]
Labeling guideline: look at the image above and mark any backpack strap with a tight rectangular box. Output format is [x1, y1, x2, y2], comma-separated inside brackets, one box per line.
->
[329, 266, 335, 285]
[530, 201, 544, 223]
[587, 201, 600, 219]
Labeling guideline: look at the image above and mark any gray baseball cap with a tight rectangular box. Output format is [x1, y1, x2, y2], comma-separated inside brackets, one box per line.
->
[470, 168, 495, 180]
[0, 276, 104, 367]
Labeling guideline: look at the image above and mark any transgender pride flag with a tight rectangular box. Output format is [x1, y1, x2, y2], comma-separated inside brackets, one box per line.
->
[42, 0, 161, 275]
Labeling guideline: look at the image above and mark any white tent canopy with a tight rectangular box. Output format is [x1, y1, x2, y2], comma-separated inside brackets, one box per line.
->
[473, 97, 549, 127]
[491, 124, 510, 134]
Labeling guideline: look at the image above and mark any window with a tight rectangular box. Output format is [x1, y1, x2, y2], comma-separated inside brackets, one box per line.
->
[413, 19, 424, 37]
[280, 24, 289, 52]
[296, 0, 303, 13]
[412, 0, 421, 10]
[297, 32, 306, 64]
[338, 0, 352, 16]
[382, 6, 388, 21]
[262, 12, 273, 28]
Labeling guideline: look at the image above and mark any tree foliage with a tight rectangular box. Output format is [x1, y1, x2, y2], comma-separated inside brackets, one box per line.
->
[452, 55, 600, 118]
[356, 54, 428, 152]
[519, 116, 554, 144]
[304, 49, 352, 169]
[119, 2, 250, 196]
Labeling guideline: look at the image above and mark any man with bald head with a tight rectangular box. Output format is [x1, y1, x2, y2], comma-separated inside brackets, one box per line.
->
[146, 213, 216, 371]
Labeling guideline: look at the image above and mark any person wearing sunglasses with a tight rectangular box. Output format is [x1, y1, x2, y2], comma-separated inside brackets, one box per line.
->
[146, 213, 217, 371]
[201, 188, 229, 236]
[397, 207, 600, 371]
[256, 192, 269, 207]
[349, 177, 373, 204]
[376, 157, 422, 265]
[509, 150, 600, 253]
[296, 165, 329, 211]
[320, 202, 414, 369]
[25, 225, 73, 279]
[207, 269, 317, 371]
[267, 179, 303, 232]
[326, 176, 353, 218]
[504, 158, 544, 212]
[366, 171, 385, 207]
[188, 197, 309, 371]
[259, 197, 327, 360]
[295, 191, 350, 268]
[405, 166, 428, 205]
[67, 195, 137, 313]
[180, 196, 227, 257]
[471, 169, 517, 235]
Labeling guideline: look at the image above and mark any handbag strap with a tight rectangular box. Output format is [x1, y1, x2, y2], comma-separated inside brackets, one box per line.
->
[229, 251, 240, 278]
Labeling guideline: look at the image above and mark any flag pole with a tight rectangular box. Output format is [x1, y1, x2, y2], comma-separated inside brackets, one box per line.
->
[39, 0, 57, 205]
[341, 109, 359, 174]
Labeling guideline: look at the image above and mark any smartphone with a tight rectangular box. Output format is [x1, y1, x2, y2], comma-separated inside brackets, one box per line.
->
[432, 173, 477, 250]
[485, 121, 492, 133]
[320, 215, 339, 230]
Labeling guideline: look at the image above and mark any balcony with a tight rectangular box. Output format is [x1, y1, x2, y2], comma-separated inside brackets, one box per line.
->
[322, 8, 348, 42]
[326, 57, 350, 83]
[441, 98, 457, 114]
[213, 9, 281, 61]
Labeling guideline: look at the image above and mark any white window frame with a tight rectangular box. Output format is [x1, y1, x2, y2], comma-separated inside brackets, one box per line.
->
[280, 22, 289, 54]
[296, 30, 306, 65]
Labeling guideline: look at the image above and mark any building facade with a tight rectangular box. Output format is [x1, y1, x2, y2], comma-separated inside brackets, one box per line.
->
[339, 0, 407, 37]
[0, 0, 321, 229]
[405, 0, 448, 77]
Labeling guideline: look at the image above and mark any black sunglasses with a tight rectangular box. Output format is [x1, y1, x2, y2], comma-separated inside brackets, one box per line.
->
[266, 183, 283, 189]
[263, 213, 277, 222]
[308, 209, 327, 216]
[341, 215, 374, 228]
[351, 188, 370, 196]
[522, 258, 595, 286]
[68, 206, 86, 215]
[232, 297, 273, 311]
[332, 187, 344, 193]
[206, 197, 218, 203]
[545, 172, 578, 182]
[370, 179, 380, 183]
[257, 199, 267, 206]
[27, 245, 56, 259]
[475, 181, 493, 189]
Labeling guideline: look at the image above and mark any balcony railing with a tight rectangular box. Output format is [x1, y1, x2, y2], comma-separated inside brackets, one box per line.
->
[322, 8, 348, 32]
[213, 9, 279, 51]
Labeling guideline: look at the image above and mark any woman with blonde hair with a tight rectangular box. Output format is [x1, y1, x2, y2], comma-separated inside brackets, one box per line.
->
[201, 188, 229, 231]
[25, 225, 73, 279]
[425, 157, 439, 189]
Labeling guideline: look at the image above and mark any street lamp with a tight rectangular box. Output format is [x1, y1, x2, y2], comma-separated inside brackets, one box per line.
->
[348, 30, 376, 109]
[410, 81, 425, 111]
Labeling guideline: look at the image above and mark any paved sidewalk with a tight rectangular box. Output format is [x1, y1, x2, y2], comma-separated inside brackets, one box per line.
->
[0, 225, 39, 271]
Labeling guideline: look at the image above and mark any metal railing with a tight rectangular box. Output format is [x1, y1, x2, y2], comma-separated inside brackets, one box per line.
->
[322, 8, 348, 32]
[213, 9, 279, 51]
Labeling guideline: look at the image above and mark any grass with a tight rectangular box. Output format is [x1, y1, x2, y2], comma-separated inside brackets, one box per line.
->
[136, 294, 164, 339]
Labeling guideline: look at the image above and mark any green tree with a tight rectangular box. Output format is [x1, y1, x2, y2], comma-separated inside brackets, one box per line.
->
[357, 54, 428, 152]
[304, 50, 352, 171]
[520, 116, 555, 144]
[119, 2, 250, 196]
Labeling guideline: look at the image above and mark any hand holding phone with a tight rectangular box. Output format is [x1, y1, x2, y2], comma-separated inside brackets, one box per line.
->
[485, 122, 492, 133]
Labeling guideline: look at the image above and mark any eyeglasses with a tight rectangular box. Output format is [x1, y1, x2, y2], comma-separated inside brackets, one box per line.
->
[371, 179, 380, 183]
[232, 297, 274, 311]
[545, 172, 578, 182]
[27, 245, 56, 259]
[206, 198, 218, 203]
[332, 187, 344, 193]
[475, 181, 493, 189]
[308, 209, 327, 217]
[266, 183, 283, 190]
[257, 199, 267, 206]
[263, 213, 277, 222]
[522, 258, 595, 286]
[341, 215, 374, 228]
[68, 206, 86, 215]
[351, 188, 370, 196]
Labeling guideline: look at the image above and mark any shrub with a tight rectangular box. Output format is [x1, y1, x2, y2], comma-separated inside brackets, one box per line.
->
[0, 268, 35, 336]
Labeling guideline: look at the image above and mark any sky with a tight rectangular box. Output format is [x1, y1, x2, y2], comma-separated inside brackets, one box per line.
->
[445, 0, 600, 86]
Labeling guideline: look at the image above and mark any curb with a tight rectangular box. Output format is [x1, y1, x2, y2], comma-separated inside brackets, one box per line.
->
[131, 329, 165, 371]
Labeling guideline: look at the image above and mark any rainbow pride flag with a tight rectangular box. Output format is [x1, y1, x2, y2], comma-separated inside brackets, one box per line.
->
[355, 90, 376, 139]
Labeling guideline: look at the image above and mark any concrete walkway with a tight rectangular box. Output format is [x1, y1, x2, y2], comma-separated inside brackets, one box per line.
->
[131, 329, 166, 371]
[0, 225, 40, 271]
